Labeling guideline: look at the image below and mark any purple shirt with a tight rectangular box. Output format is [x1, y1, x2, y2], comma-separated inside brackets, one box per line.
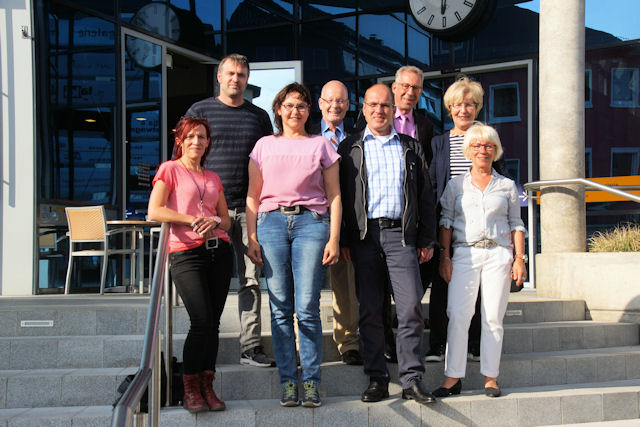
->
[249, 135, 340, 214]
[394, 108, 417, 139]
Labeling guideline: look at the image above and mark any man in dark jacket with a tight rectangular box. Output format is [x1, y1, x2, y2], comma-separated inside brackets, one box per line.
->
[338, 84, 437, 405]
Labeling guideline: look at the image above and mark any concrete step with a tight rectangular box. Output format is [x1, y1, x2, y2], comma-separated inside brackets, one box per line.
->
[0, 321, 636, 370]
[2, 380, 639, 426]
[0, 292, 587, 337]
[2, 347, 640, 409]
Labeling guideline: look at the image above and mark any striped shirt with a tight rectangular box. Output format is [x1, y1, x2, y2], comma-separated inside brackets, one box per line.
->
[363, 126, 404, 220]
[185, 97, 273, 209]
[449, 134, 471, 178]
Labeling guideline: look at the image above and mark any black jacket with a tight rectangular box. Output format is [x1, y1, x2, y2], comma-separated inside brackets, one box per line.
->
[338, 129, 438, 249]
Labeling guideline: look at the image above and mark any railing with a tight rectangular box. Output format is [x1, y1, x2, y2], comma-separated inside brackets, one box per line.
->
[523, 178, 640, 288]
[112, 222, 171, 427]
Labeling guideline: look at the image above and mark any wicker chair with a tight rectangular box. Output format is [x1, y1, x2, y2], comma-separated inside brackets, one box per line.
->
[64, 206, 136, 294]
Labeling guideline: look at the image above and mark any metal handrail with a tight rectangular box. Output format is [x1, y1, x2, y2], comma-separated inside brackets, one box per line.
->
[524, 178, 640, 204]
[112, 222, 169, 427]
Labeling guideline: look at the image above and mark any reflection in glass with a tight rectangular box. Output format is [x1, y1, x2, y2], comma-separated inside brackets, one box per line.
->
[301, 0, 355, 18]
[226, 0, 294, 30]
[302, 17, 356, 82]
[170, 0, 221, 30]
[227, 26, 294, 61]
[408, 17, 430, 69]
[358, 14, 405, 75]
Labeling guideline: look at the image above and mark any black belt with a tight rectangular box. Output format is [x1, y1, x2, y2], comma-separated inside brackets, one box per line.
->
[368, 217, 401, 229]
[279, 205, 306, 215]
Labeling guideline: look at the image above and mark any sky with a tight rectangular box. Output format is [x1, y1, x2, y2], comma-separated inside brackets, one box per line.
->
[517, 0, 640, 42]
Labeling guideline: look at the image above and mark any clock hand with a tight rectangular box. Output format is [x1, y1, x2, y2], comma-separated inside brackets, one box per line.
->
[441, 0, 447, 15]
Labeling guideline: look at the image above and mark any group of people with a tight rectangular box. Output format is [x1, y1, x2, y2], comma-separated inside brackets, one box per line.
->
[147, 54, 527, 412]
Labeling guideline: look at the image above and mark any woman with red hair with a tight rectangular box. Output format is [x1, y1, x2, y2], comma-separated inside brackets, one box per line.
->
[148, 116, 231, 413]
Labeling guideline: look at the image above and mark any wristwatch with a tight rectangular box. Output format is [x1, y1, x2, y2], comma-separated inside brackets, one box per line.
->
[212, 216, 222, 227]
[515, 253, 528, 263]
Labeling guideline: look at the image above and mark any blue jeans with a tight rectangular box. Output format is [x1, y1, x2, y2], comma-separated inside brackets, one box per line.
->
[257, 209, 329, 385]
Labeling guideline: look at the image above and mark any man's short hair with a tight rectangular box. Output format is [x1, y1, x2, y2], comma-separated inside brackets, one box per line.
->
[219, 53, 250, 74]
[395, 65, 423, 81]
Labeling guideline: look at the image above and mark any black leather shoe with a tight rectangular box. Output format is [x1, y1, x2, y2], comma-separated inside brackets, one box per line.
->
[485, 385, 501, 397]
[361, 378, 389, 402]
[402, 379, 437, 404]
[432, 379, 462, 397]
[341, 349, 364, 365]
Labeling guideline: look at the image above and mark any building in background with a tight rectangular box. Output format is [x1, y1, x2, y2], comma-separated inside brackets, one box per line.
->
[1, 0, 639, 295]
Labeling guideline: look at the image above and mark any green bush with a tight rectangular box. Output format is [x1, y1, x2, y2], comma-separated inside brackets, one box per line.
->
[588, 222, 640, 252]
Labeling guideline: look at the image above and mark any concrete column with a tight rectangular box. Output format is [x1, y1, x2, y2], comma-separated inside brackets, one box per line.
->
[538, 0, 586, 253]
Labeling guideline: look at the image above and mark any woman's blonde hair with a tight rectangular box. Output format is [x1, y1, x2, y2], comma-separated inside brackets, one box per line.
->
[443, 75, 484, 118]
[462, 122, 503, 160]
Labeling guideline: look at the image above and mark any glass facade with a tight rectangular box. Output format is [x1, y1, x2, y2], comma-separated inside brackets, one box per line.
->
[34, 0, 640, 292]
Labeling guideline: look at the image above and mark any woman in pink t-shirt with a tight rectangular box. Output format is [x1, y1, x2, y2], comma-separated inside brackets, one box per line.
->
[246, 83, 341, 408]
[148, 116, 231, 414]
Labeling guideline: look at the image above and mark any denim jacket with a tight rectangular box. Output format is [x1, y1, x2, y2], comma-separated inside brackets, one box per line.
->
[338, 129, 437, 249]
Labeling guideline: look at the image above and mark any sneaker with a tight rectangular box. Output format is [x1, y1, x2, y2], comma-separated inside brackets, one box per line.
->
[424, 345, 445, 363]
[280, 380, 299, 407]
[240, 346, 276, 367]
[467, 345, 480, 362]
[301, 381, 321, 407]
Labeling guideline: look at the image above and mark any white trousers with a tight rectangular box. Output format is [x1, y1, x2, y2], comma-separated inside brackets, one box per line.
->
[444, 246, 512, 379]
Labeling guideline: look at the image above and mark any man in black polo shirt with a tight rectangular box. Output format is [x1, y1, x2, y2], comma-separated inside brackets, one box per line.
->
[185, 53, 274, 367]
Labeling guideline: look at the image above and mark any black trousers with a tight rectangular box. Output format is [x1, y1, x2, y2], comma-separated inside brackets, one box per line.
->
[351, 225, 425, 388]
[170, 241, 232, 375]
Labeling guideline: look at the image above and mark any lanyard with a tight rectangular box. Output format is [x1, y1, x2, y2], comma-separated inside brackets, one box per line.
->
[179, 159, 206, 216]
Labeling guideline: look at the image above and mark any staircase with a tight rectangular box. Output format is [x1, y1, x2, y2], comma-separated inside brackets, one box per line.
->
[0, 291, 638, 426]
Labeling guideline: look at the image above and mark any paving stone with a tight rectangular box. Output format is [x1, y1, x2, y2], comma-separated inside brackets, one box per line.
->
[606, 325, 635, 347]
[368, 398, 422, 427]
[497, 359, 532, 389]
[503, 302, 525, 324]
[0, 312, 17, 337]
[320, 363, 368, 397]
[10, 339, 58, 369]
[58, 338, 104, 368]
[16, 311, 59, 337]
[217, 367, 276, 401]
[603, 391, 639, 421]
[0, 342, 9, 370]
[96, 310, 137, 335]
[58, 310, 97, 335]
[72, 405, 112, 427]
[422, 398, 472, 426]
[583, 325, 606, 348]
[9, 406, 85, 427]
[561, 394, 603, 424]
[196, 400, 256, 426]
[6, 373, 62, 408]
[626, 353, 640, 379]
[598, 355, 627, 381]
[523, 302, 544, 323]
[469, 396, 517, 426]
[503, 328, 532, 354]
[563, 301, 585, 321]
[61, 372, 117, 406]
[0, 377, 6, 408]
[532, 358, 565, 386]
[516, 395, 561, 427]
[313, 398, 368, 427]
[250, 398, 313, 427]
[103, 337, 143, 367]
[159, 407, 196, 427]
[566, 356, 597, 384]
[0, 408, 29, 425]
[543, 301, 563, 322]
[532, 326, 559, 352]
[559, 326, 583, 350]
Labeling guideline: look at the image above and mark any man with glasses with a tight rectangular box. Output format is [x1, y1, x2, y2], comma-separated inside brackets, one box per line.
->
[338, 84, 438, 404]
[185, 53, 275, 368]
[312, 81, 363, 366]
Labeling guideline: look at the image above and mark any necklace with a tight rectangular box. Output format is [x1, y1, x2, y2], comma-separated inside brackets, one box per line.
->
[178, 158, 206, 216]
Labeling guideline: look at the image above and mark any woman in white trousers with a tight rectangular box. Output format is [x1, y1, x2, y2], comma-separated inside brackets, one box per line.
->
[433, 122, 527, 398]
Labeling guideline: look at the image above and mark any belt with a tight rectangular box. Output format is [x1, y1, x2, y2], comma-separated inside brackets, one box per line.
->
[472, 239, 498, 249]
[368, 217, 401, 229]
[205, 237, 219, 250]
[279, 205, 306, 215]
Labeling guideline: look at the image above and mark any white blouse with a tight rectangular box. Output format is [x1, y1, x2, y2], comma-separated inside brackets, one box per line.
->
[439, 169, 527, 249]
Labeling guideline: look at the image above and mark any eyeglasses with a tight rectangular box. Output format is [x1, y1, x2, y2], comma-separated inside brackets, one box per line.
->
[364, 102, 394, 110]
[470, 143, 496, 152]
[397, 82, 423, 92]
[451, 103, 477, 110]
[281, 103, 309, 113]
[320, 97, 348, 106]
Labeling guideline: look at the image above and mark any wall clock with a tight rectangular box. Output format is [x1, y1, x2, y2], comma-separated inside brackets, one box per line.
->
[126, 3, 181, 68]
[409, 0, 496, 41]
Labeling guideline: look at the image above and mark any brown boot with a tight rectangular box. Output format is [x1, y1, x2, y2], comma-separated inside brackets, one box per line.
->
[182, 373, 208, 413]
[200, 370, 226, 411]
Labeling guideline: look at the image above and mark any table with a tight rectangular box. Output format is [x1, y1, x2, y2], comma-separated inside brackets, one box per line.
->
[107, 220, 161, 293]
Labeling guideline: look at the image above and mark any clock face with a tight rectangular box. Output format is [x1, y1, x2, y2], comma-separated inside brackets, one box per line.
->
[126, 3, 181, 68]
[409, 0, 480, 31]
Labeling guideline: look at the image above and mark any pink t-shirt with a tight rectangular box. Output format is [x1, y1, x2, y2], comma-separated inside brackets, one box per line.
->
[249, 135, 340, 214]
[153, 160, 230, 253]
